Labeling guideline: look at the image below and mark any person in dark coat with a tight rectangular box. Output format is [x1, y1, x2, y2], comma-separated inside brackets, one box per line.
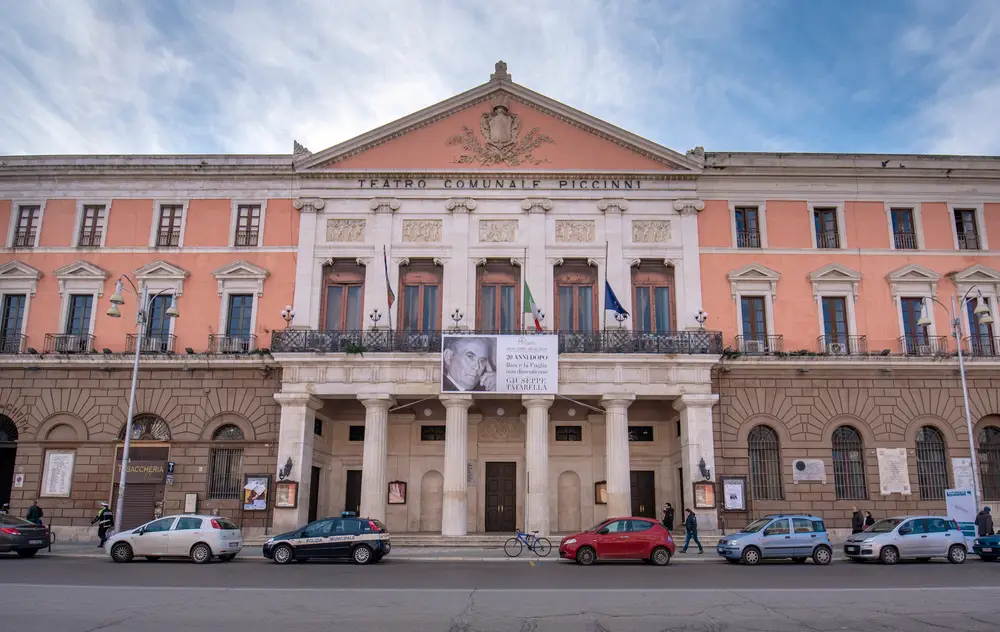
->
[92, 503, 114, 547]
[976, 507, 994, 537]
[662, 502, 675, 531]
[681, 509, 703, 554]
[26, 499, 43, 525]
[864, 511, 875, 529]
[851, 506, 864, 534]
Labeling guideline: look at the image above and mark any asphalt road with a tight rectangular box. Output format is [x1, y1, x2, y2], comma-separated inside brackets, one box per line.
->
[1, 555, 998, 631]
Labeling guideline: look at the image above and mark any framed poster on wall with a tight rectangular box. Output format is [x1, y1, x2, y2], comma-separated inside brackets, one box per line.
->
[693, 481, 716, 509]
[594, 481, 608, 505]
[720, 476, 747, 512]
[388, 481, 406, 505]
[243, 474, 270, 511]
[41, 450, 75, 498]
[275, 480, 298, 509]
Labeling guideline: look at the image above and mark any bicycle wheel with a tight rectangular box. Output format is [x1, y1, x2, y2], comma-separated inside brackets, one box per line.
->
[504, 537, 524, 557]
[532, 537, 552, 557]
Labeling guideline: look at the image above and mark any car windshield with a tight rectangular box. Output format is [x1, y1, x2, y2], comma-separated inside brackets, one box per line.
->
[741, 519, 771, 533]
[586, 520, 610, 533]
[867, 518, 904, 533]
[216, 518, 239, 530]
[0, 515, 32, 526]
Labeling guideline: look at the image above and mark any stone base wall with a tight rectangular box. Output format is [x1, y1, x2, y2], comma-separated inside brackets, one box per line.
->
[714, 362, 1000, 531]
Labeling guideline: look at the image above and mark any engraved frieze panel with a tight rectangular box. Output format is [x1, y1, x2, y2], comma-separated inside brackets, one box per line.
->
[479, 418, 525, 442]
[555, 220, 595, 243]
[479, 219, 518, 242]
[326, 219, 366, 242]
[631, 220, 671, 243]
[402, 219, 443, 243]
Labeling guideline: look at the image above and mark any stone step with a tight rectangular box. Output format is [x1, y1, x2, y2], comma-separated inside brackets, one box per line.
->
[245, 532, 725, 547]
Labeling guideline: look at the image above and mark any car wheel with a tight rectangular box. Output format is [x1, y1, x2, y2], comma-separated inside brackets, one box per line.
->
[271, 544, 294, 565]
[879, 546, 899, 565]
[812, 546, 832, 566]
[650, 547, 671, 566]
[16, 549, 38, 558]
[110, 542, 134, 563]
[353, 544, 373, 565]
[947, 545, 966, 564]
[741, 546, 762, 566]
[218, 554, 236, 562]
[190, 543, 213, 564]
[576, 546, 596, 566]
[793, 557, 807, 564]
[144, 556, 161, 562]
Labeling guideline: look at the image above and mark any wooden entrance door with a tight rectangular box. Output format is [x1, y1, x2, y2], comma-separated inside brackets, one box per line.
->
[344, 470, 362, 515]
[308, 466, 321, 523]
[485, 462, 516, 531]
[630, 470, 656, 518]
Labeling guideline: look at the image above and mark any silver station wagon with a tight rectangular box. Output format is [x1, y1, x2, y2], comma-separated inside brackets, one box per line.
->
[843, 516, 967, 565]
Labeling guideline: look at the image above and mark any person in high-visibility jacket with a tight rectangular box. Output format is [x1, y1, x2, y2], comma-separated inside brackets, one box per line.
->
[91, 503, 114, 547]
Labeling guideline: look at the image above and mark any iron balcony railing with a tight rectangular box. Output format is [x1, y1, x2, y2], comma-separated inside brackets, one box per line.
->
[958, 233, 981, 250]
[234, 230, 259, 247]
[893, 232, 917, 249]
[77, 229, 102, 247]
[270, 329, 725, 355]
[126, 333, 176, 354]
[209, 334, 257, 354]
[965, 335, 1000, 357]
[735, 231, 761, 248]
[155, 230, 181, 247]
[734, 334, 784, 355]
[899, 335, 949, 357]
[44, 333, 95, 354]
[0, 334, 27, 354]
[817, 335, 867, 355]
[816, 229, 841, 249]
[12, 230, 36, 248]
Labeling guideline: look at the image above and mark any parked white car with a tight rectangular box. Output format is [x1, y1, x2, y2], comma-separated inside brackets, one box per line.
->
[107, 514, 243, 564]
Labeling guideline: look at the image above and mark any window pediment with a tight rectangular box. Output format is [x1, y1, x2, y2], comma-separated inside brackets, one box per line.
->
[727, 264, 780, 300]
[213, 260, 270, 296]
[0, 260, 43, 295]
[886, 264, 940, 298]
[134, 260, 189, 296]
[951, 264, 1000, 291]
[808, 263, 860, 300]
[53, 260, 110, 296]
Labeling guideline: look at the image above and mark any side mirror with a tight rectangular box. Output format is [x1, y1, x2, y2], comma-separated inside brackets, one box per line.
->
[598, 528, 610, 535]
[898, 527, 911, 536]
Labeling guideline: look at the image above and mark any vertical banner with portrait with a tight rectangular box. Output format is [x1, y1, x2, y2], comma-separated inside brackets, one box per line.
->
[243, 475, 270, 511]
[441, 334, 558, 394]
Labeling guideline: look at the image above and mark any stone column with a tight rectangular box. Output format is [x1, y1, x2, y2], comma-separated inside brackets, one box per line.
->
[602, 394, 635, 517]
[358, 394, 394, 522]
[673, 393, 720, 532]
[272, 392, 323, 533]
[522, 198, 552, 329]
[673, 199, 705, 331]
[523, 395, 554, 535]
[291, 198, 325, 328]
[440, 394, 473, 536]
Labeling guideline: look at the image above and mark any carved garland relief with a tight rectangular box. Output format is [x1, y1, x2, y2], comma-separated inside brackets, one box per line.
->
[402, 219, 443, 243]
[555, 220, 595, 243]
[479, 418, 525, 442]
[326, 219, 366, 242]
[631, 220, 671, 243]
[447, 94, 554, 167]
[479, 220, 518, 242]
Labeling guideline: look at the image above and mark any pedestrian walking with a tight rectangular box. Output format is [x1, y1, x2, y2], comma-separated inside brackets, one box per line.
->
[976, 507, 994, 537]
[851, 506, 864, 534]
[662, 502, 675, 531]
[91, 502, 114, 548]
[681, 508, 703, 554]
[25, 499, 43, 525]
[864, 511, 875, 529]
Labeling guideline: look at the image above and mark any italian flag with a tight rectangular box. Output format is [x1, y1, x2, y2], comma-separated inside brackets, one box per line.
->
[524, 281, 543, 332]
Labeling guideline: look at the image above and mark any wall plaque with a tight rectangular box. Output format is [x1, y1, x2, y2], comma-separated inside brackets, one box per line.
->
[326, 219, 366, 242]
[41, 450, 75, 497]
[877, 448, 911, 495]
[791, 458, 827, 483]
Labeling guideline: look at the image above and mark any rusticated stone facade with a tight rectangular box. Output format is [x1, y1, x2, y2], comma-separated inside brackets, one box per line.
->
[0, 361, 280, 538]
[715, 362, 1000, 533]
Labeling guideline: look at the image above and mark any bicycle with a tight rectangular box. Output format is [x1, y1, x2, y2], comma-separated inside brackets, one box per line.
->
[504, 528, 552, 558]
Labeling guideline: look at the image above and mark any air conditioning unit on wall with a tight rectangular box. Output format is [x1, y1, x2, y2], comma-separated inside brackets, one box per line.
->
[826, 342, 847, 355]
[743, 339, 765, 354]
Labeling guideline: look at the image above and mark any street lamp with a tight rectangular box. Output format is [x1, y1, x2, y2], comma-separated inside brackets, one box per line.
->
[917, 288, 994, 510]
[106, 275, 179, 534]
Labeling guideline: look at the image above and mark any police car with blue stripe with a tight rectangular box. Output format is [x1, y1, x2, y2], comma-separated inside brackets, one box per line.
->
[263, 512, 391, 565]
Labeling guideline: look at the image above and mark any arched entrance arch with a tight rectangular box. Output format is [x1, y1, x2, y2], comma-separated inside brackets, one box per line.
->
[0, 415, 17, 508]
[114, 414, 172, 529]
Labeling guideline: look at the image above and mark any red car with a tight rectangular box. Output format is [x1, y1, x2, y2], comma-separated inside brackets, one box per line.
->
[559, 516, 675, 566]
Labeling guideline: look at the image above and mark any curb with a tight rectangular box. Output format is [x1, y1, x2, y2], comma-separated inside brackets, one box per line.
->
[39, 552, 850, 563]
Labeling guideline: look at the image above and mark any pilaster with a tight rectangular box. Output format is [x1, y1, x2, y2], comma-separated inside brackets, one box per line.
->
[674, 393, 719, 532]
[272, 392, 323, 533]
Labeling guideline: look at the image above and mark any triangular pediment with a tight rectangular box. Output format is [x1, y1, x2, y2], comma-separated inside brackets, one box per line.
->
[0, 260, 42, 280]
[951, 264, 1000, 283]
[53, 260, 110, 280]
[808, 263, 861, 282]
[727, 264, 781, 282]
[134, 260, 189, 279]
[213, 260, 269, 280]
[886, 264, 941, 283]
[297, 62, 702, 173]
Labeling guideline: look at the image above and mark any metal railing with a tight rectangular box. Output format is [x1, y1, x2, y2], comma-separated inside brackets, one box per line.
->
[966, 335, 1000, 357]
[155, 230, 181, 247]
[270, 329, 725, 355]
[12, 230, 36, 248]
[734, 335, 784, 355]
[77, 229, 102, 247]
[817, 335, 867, 355]
[126, 333, 176, 354]
[898, 335, 949, 356]
[234, 230, 259, 247]
[209, 334, 257, 354]
[44, 334, 95, 354]
[209, 448, 244, 500]
[735, 231, 761, 248]
[816, 229, 840, 249]
[0, 334, 27, 354]
[893, 232, 917, 249]
[958, 233, 981, 250]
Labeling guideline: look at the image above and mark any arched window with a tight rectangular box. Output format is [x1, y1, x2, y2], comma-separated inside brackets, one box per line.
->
[748, 425, 783, 500]
[119, 414, 171, 441]
[979, 426, 1000, 501]
[209, 423, 245, 500]
[0, 415, 18, 442]
[831, 426, 867, 500]
[915, 426, 948, 500]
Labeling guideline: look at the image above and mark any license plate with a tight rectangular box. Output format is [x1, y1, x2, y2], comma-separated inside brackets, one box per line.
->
[845, 546, 859, 553]
[229, 542, 240, 548]
[28, 540, 43, 545]
[984, 548, 993, 553]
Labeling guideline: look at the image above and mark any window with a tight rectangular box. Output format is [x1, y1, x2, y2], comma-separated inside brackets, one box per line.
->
[420, 425, 446, 441]
[628, 426, 654, 442]
[119, 414, 171, 441]
[915, 426, 948, 500]
[602, 519, 630, 533]
[477, 261, 520, 332]
[890, 208, 917, 250]
[632, 263, 673, 333]
[555, 261, 597, 332]
[813, 207, 840, 248]
[967, 297, 996, 356]
[734, 207, 761, 248]
[1, 294, 27, 353]
[954, 208, 981, 250]
[792, 518, 816, 533]
[209, 424, 245, 500]
[226, 294, 253, 339]
[12, 205, 40, 248]
[156, 205, 183, 247]
[748, 425, 783, 500]
[399, 262, 441, 332]
[145, 294, 173, 351]
[979, 426, 1000, 501]
[740, 296, 767, 343]
[900, 297, 929, 353]
[77, 205, 106, 247]
[234, 205, 261, 247]
[822, 297, 849, 344]
[555, 425, 582, 442]
[348, 425, 365, 442]
[142, 517, 176, 533]
[65, 294, 93, 336]
[174, 517, 204, 531]
[628, 519, 654, 532]
[314, 418, 323, 436]
[831, 426, 867, 500]
[763, 519, 790, 536]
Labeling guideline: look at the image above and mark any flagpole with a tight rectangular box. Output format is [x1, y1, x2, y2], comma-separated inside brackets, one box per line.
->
[523, 246, 528, 333]
[603, 240, 609, 332]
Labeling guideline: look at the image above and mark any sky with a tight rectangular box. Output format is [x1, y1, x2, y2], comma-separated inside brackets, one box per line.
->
[1, 0, 998, 157]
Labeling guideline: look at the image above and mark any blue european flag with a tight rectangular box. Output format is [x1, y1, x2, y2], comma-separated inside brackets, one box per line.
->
[604, 281, 629, 316]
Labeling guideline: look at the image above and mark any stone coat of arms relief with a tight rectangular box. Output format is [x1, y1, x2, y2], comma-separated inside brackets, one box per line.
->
[447, 94, 554, 167]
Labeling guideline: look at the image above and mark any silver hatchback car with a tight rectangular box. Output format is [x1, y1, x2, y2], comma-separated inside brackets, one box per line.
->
[843, 516, 967, 565]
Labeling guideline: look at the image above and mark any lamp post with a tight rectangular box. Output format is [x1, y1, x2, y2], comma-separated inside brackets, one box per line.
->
[106, 276, 179, 534]
[280, 305, 295, 329]
[917, 288, 994, 509]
